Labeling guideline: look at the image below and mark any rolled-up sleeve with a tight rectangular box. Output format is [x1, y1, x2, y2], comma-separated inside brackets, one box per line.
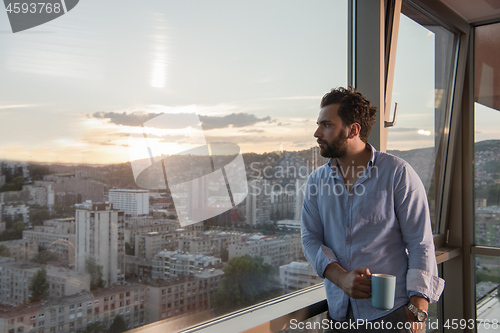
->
[394, 164, 445, 303]
[301, 174, 337, 279]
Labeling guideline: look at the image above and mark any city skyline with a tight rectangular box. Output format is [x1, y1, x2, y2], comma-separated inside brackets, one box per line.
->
[1, 1, 496, 166]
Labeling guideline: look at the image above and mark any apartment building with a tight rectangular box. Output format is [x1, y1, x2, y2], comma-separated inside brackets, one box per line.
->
[245, 179, 271, 226]
[279, 261, 319, 293]
[75, 203, 125, 286]
[0, 239, 38, 262]
[228, 235, 302, 267]
[108, 189, 149, 216]
[88, 284, 147, 330]
[0, 283, 146, 333]
[124, 255, 152, 280]
[152, 251, 221, 279]
[0, 258, 90, 306]
[125, 218, 199, 244]
[43, 172, 105, 204]
[135, 232, 174, 260]
[23, 218, 76, 265]
[176, 231, 243, 256]
[147, 269, 223, 323]
[1, 205, 29, 224]
[22, 181, 55, 208]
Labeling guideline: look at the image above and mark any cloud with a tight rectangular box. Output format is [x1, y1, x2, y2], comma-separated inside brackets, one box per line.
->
[159, 134, 199, 144]
[91, 111, 274, 131]
[92, 111, 159, 126]
[199, 113, 273, 130]
[239, 129, 265, 133]
[274, 96, 322, 101]
[291, 141, 311, 148]
[0, 104, 39, 110]
[205, 135, 282, 144]
[388, 127, 419, 133]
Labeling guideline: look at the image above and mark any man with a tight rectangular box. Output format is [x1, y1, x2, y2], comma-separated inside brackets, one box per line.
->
[301, 87, 444, 332]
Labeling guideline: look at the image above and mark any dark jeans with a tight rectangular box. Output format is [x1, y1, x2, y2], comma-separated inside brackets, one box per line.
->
[323, 305, 422, 333]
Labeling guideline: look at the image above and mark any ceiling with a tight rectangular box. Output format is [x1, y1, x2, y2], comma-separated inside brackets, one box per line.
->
[441, 0, 500, 24]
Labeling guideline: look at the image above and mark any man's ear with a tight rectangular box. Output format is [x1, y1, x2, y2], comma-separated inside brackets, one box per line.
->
[347, 123, 361, 139]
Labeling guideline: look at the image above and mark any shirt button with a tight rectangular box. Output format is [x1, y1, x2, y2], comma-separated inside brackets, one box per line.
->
[346, 240, 350, 244]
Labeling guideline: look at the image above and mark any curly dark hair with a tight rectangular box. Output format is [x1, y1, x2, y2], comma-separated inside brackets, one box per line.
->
[320, 86, 378, 143]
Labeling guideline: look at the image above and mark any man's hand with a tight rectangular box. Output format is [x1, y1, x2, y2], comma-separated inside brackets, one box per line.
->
[405, 296, 429, 333]
[324, 263, 372, 299]
[405, 307, 425, 333]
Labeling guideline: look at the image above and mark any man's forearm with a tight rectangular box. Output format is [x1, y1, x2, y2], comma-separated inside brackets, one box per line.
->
[323, 262, 372, 299]
[323, 262, 347, 286]
[409, 295, 429, 311]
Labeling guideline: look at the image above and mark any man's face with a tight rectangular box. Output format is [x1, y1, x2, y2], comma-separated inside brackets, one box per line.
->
[314, 103, 349, 158]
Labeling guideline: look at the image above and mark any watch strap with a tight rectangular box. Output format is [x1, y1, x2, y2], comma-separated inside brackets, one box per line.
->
[407, 302, 428, 322]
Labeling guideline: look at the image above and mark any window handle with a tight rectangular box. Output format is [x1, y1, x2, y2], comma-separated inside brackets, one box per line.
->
[384, 102, 398, 128]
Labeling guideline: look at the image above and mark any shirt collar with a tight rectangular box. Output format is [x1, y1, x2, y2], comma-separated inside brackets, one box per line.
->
[327, 143, 377, 179]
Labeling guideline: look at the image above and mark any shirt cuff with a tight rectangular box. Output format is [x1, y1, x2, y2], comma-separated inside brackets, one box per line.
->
[407, 269, 445, 303]
[316, 245, 338, 278]
[409, 291, 429, 300]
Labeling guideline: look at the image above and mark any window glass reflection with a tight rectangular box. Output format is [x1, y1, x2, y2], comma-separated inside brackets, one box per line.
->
[475, 255, 500, 332]
[475, 22, 500, 248]
[0, 0, 347, 332]
[387, 7, 456, 233]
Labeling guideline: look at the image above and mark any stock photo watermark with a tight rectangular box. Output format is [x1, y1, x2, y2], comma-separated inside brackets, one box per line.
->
[248, 161, 379, 198]
[4, 0, 79, 33]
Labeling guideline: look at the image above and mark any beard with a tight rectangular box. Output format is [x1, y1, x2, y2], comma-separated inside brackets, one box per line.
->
[318, 128, 348, 158]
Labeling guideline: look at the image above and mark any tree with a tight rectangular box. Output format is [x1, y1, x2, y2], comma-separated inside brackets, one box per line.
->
[85, 257, 106, 290]
[0, 221, 25, 241]
[29, 164, 52, 181]
[0, 175, 25, 192]
[2, 214, 12, 229]
[83, 321, 107, 333]
[220, 248, 228, 262]
[125, 242, 134, 256]
[29, 267, 49, 303]
[211, 255, 282, 315]
[31, 248, 58, 264]
[109, 315, 127, 333]
[30, 209, 52, 226]
[0, 245, 9, 257]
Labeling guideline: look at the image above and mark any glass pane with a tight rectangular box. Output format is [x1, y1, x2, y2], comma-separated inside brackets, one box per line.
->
[277, 312, 328, 333]
[387, 5, 456, 233]
[475, 255, 500, 331]
[0, 0, 348, 331]
[475, 22, 500, 248]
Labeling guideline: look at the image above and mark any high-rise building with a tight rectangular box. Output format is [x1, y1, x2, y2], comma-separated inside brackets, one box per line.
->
[293, 178, 307, 221]
[245, 179, 271, 226]
[75, 203, 125, 286]
[108, 189, 149, 216]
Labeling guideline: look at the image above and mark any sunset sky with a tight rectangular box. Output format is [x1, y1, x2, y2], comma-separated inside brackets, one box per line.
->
[0, 0, 474, 165]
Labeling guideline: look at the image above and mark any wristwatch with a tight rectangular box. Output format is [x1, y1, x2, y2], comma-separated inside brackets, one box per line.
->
[407, 302, 428, 322]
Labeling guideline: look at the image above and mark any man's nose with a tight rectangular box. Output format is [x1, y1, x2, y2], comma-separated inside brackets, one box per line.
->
[314, 127, 321, 138]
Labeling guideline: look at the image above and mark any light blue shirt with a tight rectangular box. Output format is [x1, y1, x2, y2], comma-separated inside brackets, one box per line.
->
[301, 144, 444, 321]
